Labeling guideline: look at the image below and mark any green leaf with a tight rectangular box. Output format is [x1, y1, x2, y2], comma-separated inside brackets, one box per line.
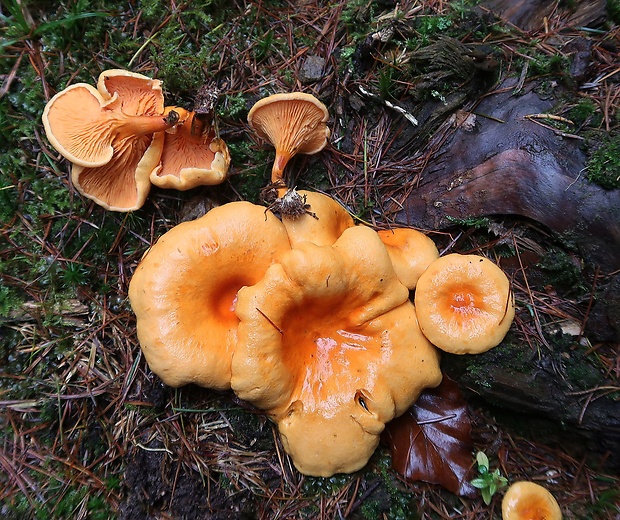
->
[470, 478, 489, 489]
[33, 12, 110, 36]
[476, 451, 489, 471]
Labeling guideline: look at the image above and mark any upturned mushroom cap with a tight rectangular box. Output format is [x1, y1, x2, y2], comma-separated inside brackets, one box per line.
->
[281, 190, 354, 246]
[97, 69, 165, 113]
[43, 83, 119, 167]
[128, 202, 291, 390]
[70, 130, 165, 211]
[232, 225, 442, 476]
[43, 69, 175, 211]
[43, 71, 169, 167]
[247, 92, 330, 184]
[150, 107, 231, 190]
[502, 481, 562, 520]
[414, 253, 515, 354]
[377, 228, 440, 289]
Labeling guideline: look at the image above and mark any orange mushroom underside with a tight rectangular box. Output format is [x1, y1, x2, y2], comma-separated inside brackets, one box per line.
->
[72, 132, 158, 210]
[158, 127, 217, 173]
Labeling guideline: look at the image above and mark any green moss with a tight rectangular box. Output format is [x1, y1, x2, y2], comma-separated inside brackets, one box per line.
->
[302, 474, 353, 496]
[227, 141, 271, 203]
[567, 98, 601, 127]
[445, 215, 491, 228]
[529, 52, 570, 77]
[218, 92, 248, 120]
[536, 249, 588, 296]
[608, 0, 620, 23]
[0, 285, 23, 317]
[586, 135, 620, 190]
[417, 15, 453, 40]
[564, 345, 607, 391]
[340, 0, 375, 27]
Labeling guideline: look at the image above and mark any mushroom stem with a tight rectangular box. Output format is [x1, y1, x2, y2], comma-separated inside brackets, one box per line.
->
[117, 111, 179, 139]
[271, 150, 291, 186]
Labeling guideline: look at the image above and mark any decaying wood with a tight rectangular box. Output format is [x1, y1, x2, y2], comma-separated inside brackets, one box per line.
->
[480, 0, 607, 31]
[399, 78, 620, 273]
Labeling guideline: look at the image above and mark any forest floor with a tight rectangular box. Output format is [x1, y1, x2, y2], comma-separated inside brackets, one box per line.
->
[1, 0, 619, 519]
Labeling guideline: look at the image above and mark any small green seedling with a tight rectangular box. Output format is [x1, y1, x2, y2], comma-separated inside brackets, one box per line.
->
[470, 451, 508, 505]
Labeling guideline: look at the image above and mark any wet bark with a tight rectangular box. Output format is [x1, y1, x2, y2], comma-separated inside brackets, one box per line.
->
[398, 79, 620, 273]
[479, 0, 607, 31]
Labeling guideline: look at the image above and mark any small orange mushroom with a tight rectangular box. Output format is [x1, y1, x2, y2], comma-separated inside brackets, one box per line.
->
[150, 106, 231, 190]
[247, 92, 330, 190]
[502, 481, 562, 520]
[414, 253, 515, 354]
[280, 190, 354, 246]
[43, 69, 177, 211]
[128, 202, 291, 390]
[377, 227, 439, 289]
[232, 225, 442, 476]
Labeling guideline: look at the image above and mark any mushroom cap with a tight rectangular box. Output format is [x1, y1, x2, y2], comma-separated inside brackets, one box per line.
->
[502, 481, 562, 520]
[247, 92, 330, 181]
[42, 83, 120, 167]
[377, 227, 440, 290]
[43, 69, 173, 211]
[414, 253, 515, 354]
[128, 201, 291, 390]
[281, 190, 354, 247]
[150, 107, 231, 190]
[277, 301, 441, 476]
[232, 225, 442, 476]
[96, 69, 165, 115]
[71, 130, 163, 211]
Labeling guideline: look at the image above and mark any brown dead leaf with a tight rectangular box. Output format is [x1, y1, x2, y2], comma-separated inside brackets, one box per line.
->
[383, 375, 476, 497]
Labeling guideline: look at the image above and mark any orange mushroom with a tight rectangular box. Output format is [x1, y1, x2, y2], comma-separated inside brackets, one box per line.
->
[150, 106, 231, 190]
[414, 253, 515, 354]
[231, 225, 442, 476]
[43, 69, 177, 211]
[128, 202, 291, 390]
[502, 481, 562, 520]
[280, 190, 354, 246]
[247, 92, 330, 190]
[377, 227, 439, 289]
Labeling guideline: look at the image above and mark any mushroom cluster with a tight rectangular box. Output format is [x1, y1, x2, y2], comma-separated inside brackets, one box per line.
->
[128, 92, 515, 477]
[42, 69, 230, 211]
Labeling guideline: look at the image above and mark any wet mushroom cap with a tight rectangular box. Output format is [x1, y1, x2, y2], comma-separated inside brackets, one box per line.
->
[150, 107, 231, 190]
[502, 481, 562, 520]
[377, 227, 440, 290]
[276, 301, 441, 476]
[247, 92, 330, 183]
[232, 225, 442, 476]
[128, 202, 291, 390]
[414, 253, 515, 354]
[281, 190, 354, 246]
